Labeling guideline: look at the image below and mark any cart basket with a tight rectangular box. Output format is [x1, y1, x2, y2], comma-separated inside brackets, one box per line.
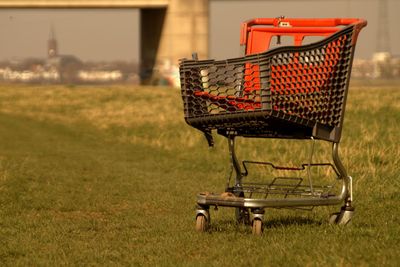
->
[179, 18, 366, 144]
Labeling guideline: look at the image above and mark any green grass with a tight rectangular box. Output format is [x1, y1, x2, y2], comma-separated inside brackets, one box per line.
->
[0, 83, 399, 266]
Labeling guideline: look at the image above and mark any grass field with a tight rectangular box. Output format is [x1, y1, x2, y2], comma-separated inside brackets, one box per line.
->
[0, 82, 399, 266]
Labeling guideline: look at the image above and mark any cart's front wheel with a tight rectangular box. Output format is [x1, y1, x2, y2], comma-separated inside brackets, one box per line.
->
[336, 208, 354, 225]
[329, 206, 354, 225]
[252, 219, 263, 236]
[329, 212, 340, 224]
[196, 215, 208, 232]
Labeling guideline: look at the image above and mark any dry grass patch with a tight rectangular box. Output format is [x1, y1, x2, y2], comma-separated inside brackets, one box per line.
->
[0, 82, 399, 265]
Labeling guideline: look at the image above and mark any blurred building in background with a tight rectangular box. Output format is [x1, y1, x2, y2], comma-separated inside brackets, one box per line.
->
[352, 0, 399, 79]
[0, 0, 207, 86]
[0, 26, 139, 84]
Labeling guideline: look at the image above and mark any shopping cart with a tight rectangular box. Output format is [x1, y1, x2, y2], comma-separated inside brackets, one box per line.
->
[179, 17, 367, 235]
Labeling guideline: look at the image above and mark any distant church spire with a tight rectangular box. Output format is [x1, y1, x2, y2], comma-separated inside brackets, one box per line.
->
[48, 25, 58, 58]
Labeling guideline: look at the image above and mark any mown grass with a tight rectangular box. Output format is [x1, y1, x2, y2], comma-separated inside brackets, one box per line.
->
[0, 82, 399, 266]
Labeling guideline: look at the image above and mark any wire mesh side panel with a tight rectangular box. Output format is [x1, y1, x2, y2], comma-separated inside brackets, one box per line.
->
[180, 27, 355, 138]
[270, 31, 354, 128]
[180, 56, 272, 130]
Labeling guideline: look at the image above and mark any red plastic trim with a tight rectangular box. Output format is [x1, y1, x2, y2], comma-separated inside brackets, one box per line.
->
[240, 17, 367, 48]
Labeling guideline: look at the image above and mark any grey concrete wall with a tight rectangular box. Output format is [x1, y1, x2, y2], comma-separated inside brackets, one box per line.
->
[156, 0, 208, 64]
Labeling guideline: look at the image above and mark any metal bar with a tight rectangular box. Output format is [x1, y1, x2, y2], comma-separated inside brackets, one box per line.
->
[196, 193, 345, 208]
[332, 142, 351, 205]
[332, 143, 347, 178]
[307, 137, 315, 195]
[242, 160, 339, 176]
[228, 137, 242, 189]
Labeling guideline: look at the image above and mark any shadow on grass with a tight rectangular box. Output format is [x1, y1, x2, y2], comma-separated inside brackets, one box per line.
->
[264, 216, 322, 229]
[207, 216, 322, 233]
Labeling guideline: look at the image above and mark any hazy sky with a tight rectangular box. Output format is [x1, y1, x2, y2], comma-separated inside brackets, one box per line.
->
[0, 0, 398, 62]
[0, 9, 140, 62]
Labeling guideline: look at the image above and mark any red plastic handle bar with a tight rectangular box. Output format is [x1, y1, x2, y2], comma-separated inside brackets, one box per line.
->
[240, 17, 367, 46]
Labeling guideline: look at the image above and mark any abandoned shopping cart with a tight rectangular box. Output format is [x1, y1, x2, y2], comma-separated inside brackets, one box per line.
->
[179, 17, 367, 235]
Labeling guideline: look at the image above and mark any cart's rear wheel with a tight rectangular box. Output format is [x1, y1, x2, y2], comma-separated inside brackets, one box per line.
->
[236, 208, 250, 225]
[195, 215, 208, 232]
[252, 219, 263, 236]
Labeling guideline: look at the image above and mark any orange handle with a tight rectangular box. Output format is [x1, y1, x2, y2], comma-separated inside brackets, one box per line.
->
[240, 18, 367, 46]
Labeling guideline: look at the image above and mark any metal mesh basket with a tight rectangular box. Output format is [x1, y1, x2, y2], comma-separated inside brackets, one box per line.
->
[180, 25, 357, 142]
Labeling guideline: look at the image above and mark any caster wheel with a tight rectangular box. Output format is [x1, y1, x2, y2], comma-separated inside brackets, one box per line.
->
[337, 209, 354, 225]
[252, 219, 263, 236]
[195, 214, 208, 232]
[329, 212, 340, 224]
[329, 207, 354, 225]
[236, 208, 250, 225]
